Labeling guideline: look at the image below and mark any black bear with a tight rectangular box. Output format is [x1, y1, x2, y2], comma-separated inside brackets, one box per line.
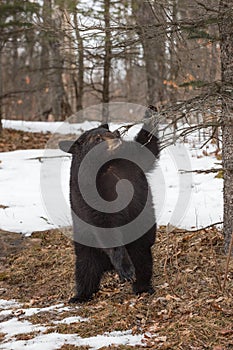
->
[59, 106, 159, 302]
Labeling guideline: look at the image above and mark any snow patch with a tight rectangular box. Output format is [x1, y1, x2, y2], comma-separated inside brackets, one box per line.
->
[0, 330, 145, 350]
[0, 299, 144, 350]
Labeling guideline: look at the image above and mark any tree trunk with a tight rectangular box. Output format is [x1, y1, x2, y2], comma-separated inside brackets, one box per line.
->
[169, 0, 179, 104]
[49, 8, 72, 120]
[210, 22, 220, 147]
[40, 2, 72, 121]
[102, 0, 111, 123]
[73, 10, 84, 112]
[40, 0, 52, 120]
[132, 0, 165, 105]
[219, 0, 233, 253]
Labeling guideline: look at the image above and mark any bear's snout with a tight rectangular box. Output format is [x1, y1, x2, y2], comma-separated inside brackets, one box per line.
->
[106, 138, 122, 151]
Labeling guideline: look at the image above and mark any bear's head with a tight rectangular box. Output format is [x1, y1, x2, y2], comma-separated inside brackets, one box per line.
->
[59, 124, 122, 159]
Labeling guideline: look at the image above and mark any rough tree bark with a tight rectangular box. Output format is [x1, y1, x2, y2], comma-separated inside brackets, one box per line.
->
[219, 0, 233, 253]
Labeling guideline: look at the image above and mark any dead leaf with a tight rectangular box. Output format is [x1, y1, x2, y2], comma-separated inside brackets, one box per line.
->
[154, 336, 167, 343]
[219, 329, 233, 336]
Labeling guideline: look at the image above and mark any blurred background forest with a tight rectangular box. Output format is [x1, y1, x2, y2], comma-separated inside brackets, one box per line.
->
[0, 0, 221, 123]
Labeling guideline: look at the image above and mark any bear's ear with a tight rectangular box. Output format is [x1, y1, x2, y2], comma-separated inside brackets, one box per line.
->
[144, 105, 158, 119]
[59, 140, 76, 154]
[113, 129, 120, 138]
[100, 123, 109, 130]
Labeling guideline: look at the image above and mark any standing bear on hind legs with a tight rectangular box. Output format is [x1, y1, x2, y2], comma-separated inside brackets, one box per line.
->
[59, 105, 160, 303]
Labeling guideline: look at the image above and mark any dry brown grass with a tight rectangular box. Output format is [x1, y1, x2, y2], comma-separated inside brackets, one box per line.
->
[0, 226, 233, 349]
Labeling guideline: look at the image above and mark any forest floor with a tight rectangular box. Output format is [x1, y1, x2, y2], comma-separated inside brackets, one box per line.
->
[0, 129, 233, 349]
[1, 226, 233, 349]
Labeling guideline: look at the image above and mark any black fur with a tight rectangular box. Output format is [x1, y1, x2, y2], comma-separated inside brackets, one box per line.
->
[59, 107, 159, 302]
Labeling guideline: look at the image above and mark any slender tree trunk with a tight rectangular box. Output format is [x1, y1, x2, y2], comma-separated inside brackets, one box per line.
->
[40, 0, 52, 120]
[41, 3, 72, 121]
[49, 13, 68, 120]
[219, 0, 233, 253]
[102, 0, 111, 123]
[73, 10, 84, 112]
[12, 32, 18, 80]
[169, 0, 179, 104]
[210, 25, 220, 147]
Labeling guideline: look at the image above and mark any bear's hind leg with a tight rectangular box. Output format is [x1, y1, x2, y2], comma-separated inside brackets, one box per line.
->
[103, 247, 136, 283]
[69, 246, 105, 303]
[128, 246, 154, 295]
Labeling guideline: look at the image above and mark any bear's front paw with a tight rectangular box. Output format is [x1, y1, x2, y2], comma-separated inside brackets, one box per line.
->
[119, 264, 136, 283]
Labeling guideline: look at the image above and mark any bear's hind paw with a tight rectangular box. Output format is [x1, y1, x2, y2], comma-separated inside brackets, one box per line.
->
[133, 285, 155, 295]
[68, 294, 93, 303]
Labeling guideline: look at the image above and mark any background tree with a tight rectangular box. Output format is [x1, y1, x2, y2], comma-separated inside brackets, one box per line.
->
[39, 0, 53, 120]
[73, 3, 84, 112]
[219, 0, 233, 253]
[102, 0, 111, 123]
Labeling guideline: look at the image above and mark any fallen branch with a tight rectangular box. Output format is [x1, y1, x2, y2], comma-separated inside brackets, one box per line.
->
[187, 221, 223, 233]
[180, 168, 222, 174]
[27, 155, 71, 162]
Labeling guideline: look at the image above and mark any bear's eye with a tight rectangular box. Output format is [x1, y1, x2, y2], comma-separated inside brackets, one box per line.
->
[113, 130, 120, 138]
[96, 135, 102, 142]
